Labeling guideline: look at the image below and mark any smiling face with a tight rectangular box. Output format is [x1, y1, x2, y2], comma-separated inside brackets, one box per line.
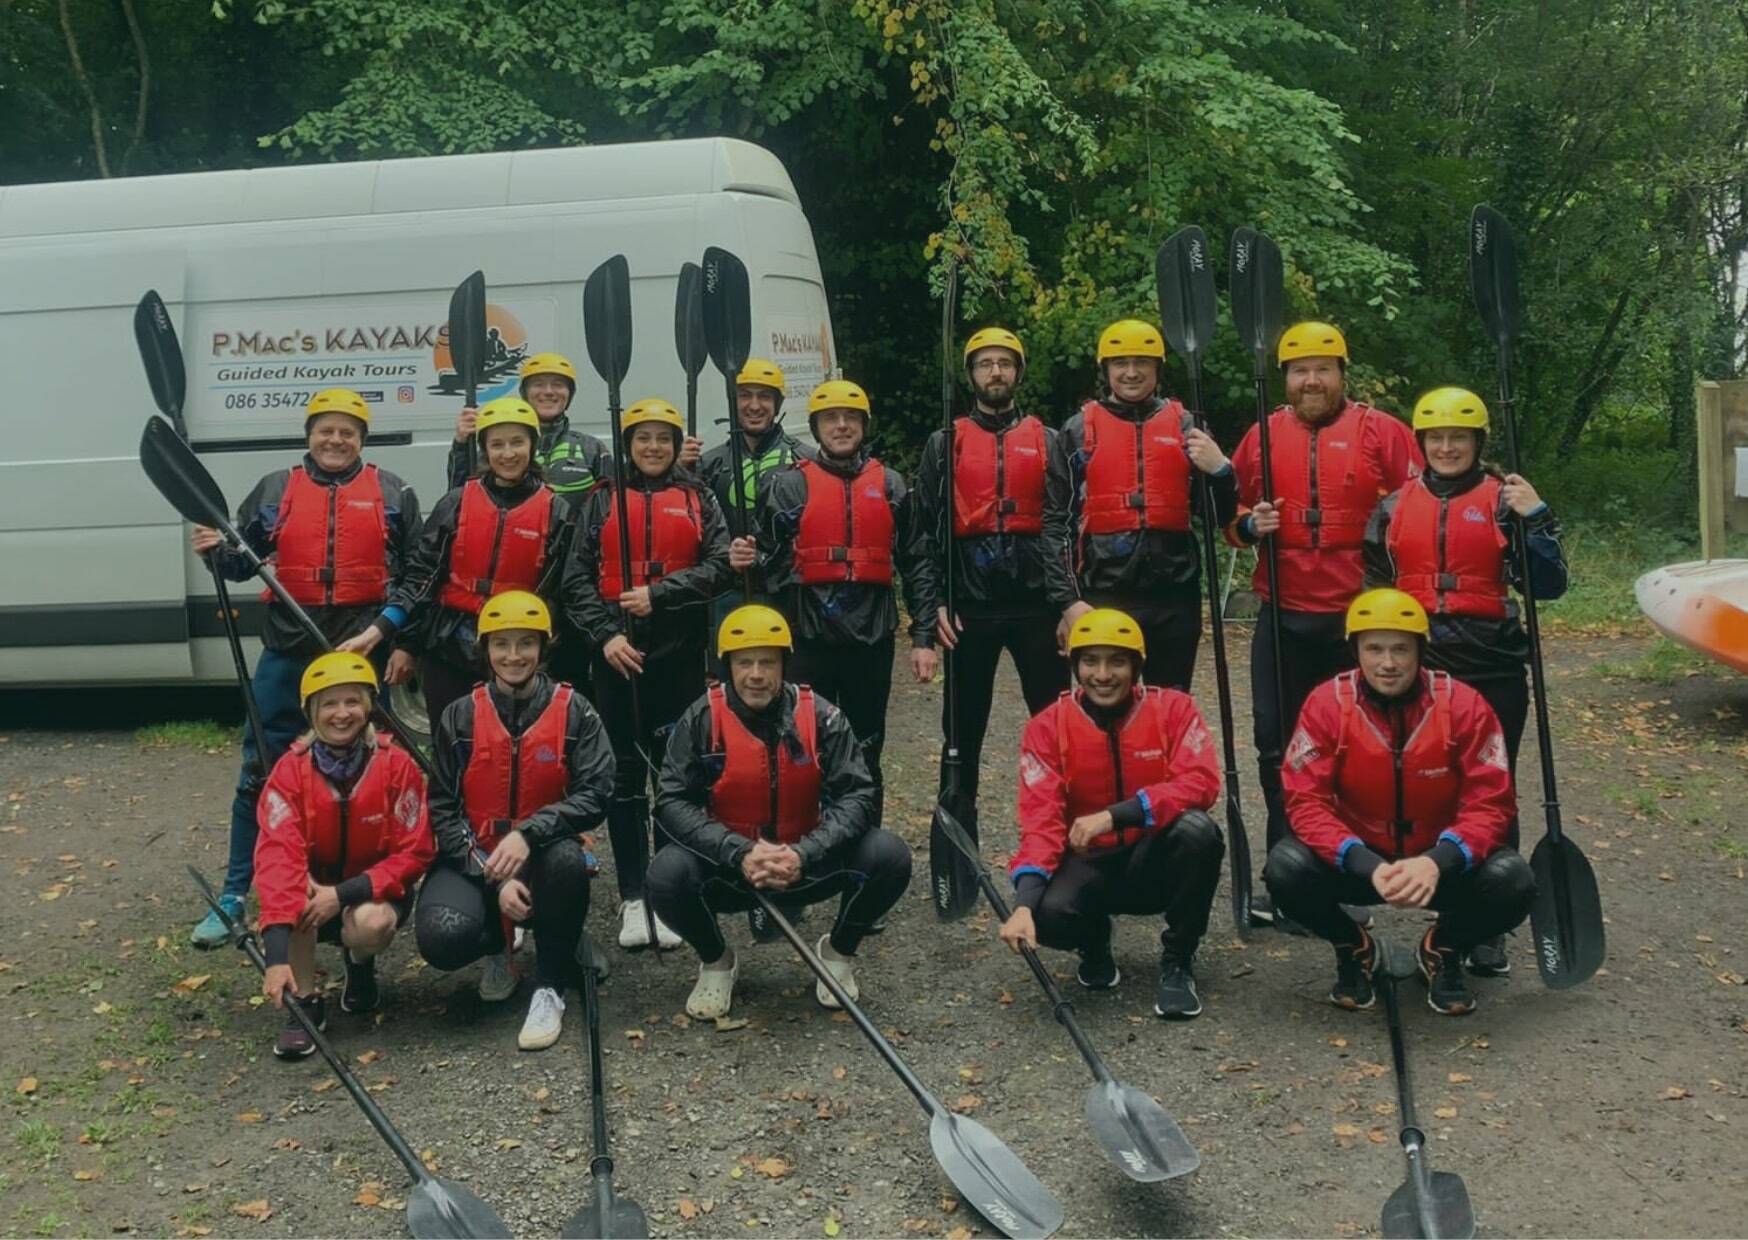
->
[736, 384, 780, 437]
[483, 424, 534, 483]
[728, 647, 784, 709]
[1422, 427, 1481, 477]
[310, 683, 371, 746]
[1284, 356, 1345, 423]
[306, 413, 365, 472]
[486, 629, 543, 689]
[628, 423, 676, 477]
[1356, 631, 1421, 697]
[968, 347, 1021, 409]
[1075, 647, 1138, 708]
[522, 374, 572, 421]
[1104, 355, 1159, 403]
[813, 406, 866, 458]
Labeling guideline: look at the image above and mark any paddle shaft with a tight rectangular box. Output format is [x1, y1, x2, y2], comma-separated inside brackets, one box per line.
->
[1381, 970, 1441, 1240]
[940, 262, 960, 764]
[206, 558, 271, 771]
[685, 372, 699, 440]
[750, 890, 940, 1116]
[580, 944, 616, 1182]
[724, 372, 753, 600]
[1249, 350, 1289, 740]
[1183, 358, 1253, 928]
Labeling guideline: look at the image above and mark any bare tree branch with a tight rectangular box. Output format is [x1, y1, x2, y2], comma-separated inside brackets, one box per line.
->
[120, 0, 150, 172]
[58, 0, 111, 177]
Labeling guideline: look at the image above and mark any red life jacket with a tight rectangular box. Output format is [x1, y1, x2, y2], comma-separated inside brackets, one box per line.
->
[266, 465, 390, 607]
[1331, 670, 1460, 858]
[436, 479, 555, 614]
[1386, 476, 1509, 619]
[460, 684, 573, 845]
[1054, 687, 1177, 853]
[953, 416, 1046, 536]
[279, 738, 416, 883]
[1267, 403, 1388, 551]
[794, 459, 894, 585]
[707, 685, 820, 844]
[1079, 400, 1193, 537]
[596, 484, 704, 599]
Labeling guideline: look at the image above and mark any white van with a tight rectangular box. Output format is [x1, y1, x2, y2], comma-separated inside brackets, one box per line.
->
[0, 137, 836, 688]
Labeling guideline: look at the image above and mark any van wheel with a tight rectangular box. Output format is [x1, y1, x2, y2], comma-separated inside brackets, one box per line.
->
[386, 680, 431, 749]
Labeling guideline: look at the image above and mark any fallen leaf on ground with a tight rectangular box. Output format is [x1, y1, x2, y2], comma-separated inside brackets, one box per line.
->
[494, 1138, 523, 1150]
[997, 990, 1013, 1005]
[173, 974, 211, 993]
[1663, 1086, 1693, 1101]
[1332, 1122, 1363, 1139]
[678, 1199, 700, 1220]
[951, 1094, 981, 1113]
[754, 1156, 790, 1179]
[312, 1078, 337, 1093]
[17, 1076, 37, 1095]
[1367, 1128, 1389, 1144]
[824, 1216, 841, 1237]
[832, 1066, 847, 1081]
[236, 1110, 263, 1124]
[74, 1168, 101, 1181]
[355, 1183, 384, 1207]
[1433, 1106, 1458, 1119]
[714, 1017, 748, 1032]
[230, 1200, 272, 1222]
[946, 1230, 973, 1240]
[1448, 1073, 1473, 1084]
[355, 1049, 383, 1065]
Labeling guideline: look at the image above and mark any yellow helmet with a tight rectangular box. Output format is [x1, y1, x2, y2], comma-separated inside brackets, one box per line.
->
[1067, 607, 1147, 657]
[717, 604, 794, 655]
[1096, 319, 1166, 363]
[519, 351, 579, 389]
[299, 651, 378, 708]
[305, 388, 370, 425]
[1278, 320, 1349, 366]
[807, 379, 872, 418]
[475, 396, 540, 438]
[963, 327, 1026, 367]
[735, 358, 787, 396]
[621, 399, 685, 435]
[1344, 588, 1430, 639]
[1412, 386, 1489, 433]
[477, 590, 553, 638]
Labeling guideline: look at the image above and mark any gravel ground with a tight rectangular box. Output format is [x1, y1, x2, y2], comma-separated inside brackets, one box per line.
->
[2, 634, 1745, 1238]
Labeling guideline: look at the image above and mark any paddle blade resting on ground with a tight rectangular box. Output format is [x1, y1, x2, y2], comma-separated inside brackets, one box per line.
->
[561, 1173, 649, 1240]
[1529, 834, 1606, 989]
[140, 415, 233, 530]
[583, 256, 634, 389]
[408, 1178, 515, 1240]
[928, 1110, 1064, 1240]
[1084, 1078, 1200, 1183]
[1381, 1170, 1476, 1240]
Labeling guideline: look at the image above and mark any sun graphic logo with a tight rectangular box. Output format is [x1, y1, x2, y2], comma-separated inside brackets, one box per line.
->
[430, 303, 530, 401]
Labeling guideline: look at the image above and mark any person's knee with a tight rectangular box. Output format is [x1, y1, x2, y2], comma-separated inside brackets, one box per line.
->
[860, 829, 912, 886]
[343, 902, 398, 956]
[414, 887, 486, 972]
[644, 844, 695, 912]
[534, 838, 595, 896]
[1262, 836, 1322, 899]
[1170, 810, 1223, 861]
[1478, 848, 1536, 910]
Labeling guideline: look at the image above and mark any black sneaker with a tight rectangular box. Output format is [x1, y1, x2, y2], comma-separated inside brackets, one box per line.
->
[1418, 928, 1477, 1016]
[1152, 955, 1202, 1020]
[1076, 939, 1121, 990]
[1465, 934, 1511, 977]
[340, 950, 378, 1014]
[273, 994, 325, 1060]
[1329, 928, 1377, 1011]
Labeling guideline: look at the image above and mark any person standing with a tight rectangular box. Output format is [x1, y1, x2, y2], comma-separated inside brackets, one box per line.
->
[1364, 385, 1568, 974]
[563, 399, 731, 949]
[699, 359, 815, 591]
[1227, 321, 1423, 927]
[915, 327, 1068, 841]
[189, 389, 421, 947]
[1045, 319, 1237, 692]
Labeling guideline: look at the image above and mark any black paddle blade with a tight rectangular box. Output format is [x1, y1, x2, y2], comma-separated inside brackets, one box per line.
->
[1223, 791, 1253, 932]
[674, 262, 708, 380]
[1156, 226, 1218, 361]
[447, 271, 487, 393]
[1382, 1170, 1476, 1240]
[1468, 205, 1522, 350]
[583, 255, 634, 390]
[1529, 834, 1606, 989]
[141, 416, 233, 530]
[1228, 228, 1285, 359]
[700, 246, 752, 379]
[930, 771, 980, 921]
[410, 1176, 514, 1240]
[928, 1110, 1063, 1240]
[134, 290, 187, 422]
[561, 1171, 649, 1240]
[1084, 1079, 1200, 1183]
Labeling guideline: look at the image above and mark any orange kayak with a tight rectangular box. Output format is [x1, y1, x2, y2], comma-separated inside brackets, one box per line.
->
[1634, 560, 1748, 675]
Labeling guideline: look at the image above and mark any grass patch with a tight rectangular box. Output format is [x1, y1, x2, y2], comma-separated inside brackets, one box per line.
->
[134, 720, 234, 751]
[14, 1119, 61, 1165]
[1594, 638, 1727, 684]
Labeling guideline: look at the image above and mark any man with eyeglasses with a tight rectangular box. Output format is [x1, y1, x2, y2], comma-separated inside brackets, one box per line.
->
[915, 328, 1069, 888]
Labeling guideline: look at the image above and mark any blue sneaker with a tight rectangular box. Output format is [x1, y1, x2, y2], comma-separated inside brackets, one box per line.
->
[191, 895, 245, 949]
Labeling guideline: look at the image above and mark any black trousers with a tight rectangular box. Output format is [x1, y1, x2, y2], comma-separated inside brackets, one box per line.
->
[548, 635, 594, 705]
[1084, 594, 1202, 692]
[789, 634, 896, 814]
[419, 652, 479, 737]
[1033, 811, 1224, 961]
[1262, 837, 1536, 953]
[413, 839, 594, 989]
[940, 610, 1065, 806]
[594, 647, 705, 900]
[646, 830, 913, 965]
[1252, 605, 1352, 851]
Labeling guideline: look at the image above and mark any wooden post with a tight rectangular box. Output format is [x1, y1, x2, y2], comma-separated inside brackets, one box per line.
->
[1698, 381, 1724, 561]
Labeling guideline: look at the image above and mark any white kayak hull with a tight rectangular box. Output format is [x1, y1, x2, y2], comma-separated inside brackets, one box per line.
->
[1634, 560, 1748, 675]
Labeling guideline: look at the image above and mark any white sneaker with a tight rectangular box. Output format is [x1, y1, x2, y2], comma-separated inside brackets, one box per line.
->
[686, 952, 738, 1021]
[618, 900, 682, 950]
[478, 950, 516, 1002]
[814, 934, 858, 1009]
[517, 986, 565, 1051]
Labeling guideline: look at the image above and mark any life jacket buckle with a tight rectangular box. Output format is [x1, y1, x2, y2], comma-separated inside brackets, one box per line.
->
[1303, 508, 1323, 527]
[316, 568, 336, 584]
[1436, 572, 1460, 590]
[827, 547, 849, 563]
[1124, 493, 1148, 510]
